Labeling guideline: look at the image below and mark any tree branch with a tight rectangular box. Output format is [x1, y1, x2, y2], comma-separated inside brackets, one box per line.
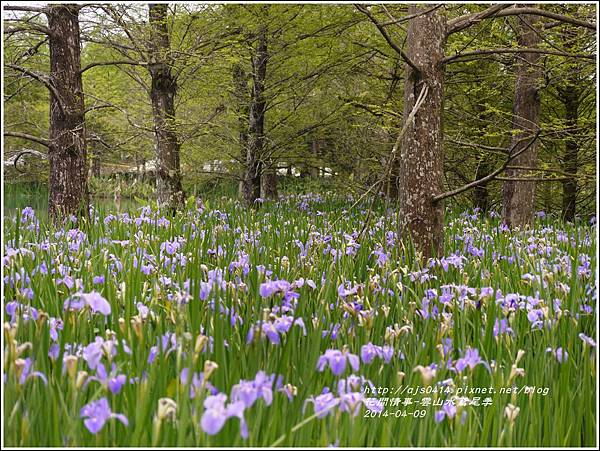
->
[79, 60, 146, 74]
[4, 131, 50, 148]
[447, 6, 596, 34]
[446, 5, 514, 35]
[379, 5, 444, 26]
[432, 131, 541, 203]
[355, 4, 421, 76]
[442, 47, 595, 64]
[494, 176, 570, 182]
[10, 150, 48, 174]
[3, 5, 48, 14]
[4, 24, 51, 35]
[344, 99, 403, 119]
[447, 138, 508, 154]
[5, 64, 66, 116]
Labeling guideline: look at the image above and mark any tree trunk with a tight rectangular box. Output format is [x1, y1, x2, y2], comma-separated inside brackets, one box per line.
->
[501, 12, 542, 228]
[560, 87, 579, 222]
[90, 153, 101, 177]
[148, 4, 185, 211]
[261, 164, 278, 199]
[242, 21, 268, 206]
[233, 63, 250, 199]
[47, 5, 89, 220]
[308, 138, 320, 178]
[386, 135, 400, 199]
[299, 165, 310, 178]
[559, 30, 580, 222]
[398, 6, 446, 259]
[472, 156, 492, 212]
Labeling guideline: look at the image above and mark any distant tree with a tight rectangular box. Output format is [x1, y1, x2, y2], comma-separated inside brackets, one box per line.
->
[501, 11, 542, 228]
[147, 3, 185, 210]
[242, 9, 268, 206]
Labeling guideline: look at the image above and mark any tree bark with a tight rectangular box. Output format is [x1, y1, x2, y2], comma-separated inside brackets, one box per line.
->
[559, 30, 580, 222]
[261, 164, 278, 199]
[398, 6, 446, 259]
[233, 63, 250, 198]
[560, 86, 579, 222]
[242, 21, 268, 206]
[148, 4, 185, 211]
[472, 155, 492, 212]
[501, 12, 542, 228]
[47, 5, 89, 220]
[90, 153, 101, 177]
[386, 134, 400, 199]
[472, 106, 495, 212]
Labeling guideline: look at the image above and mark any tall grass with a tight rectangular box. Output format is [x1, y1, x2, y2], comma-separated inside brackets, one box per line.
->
[2, 194, 596, 447]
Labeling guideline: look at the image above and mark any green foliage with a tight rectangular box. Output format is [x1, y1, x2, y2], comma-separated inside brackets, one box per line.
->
[3, 4, 597, 216]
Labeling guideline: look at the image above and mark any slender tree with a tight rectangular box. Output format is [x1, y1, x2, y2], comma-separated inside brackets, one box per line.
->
[501, 12, 542, 228]
[74, 4, 228, 210]
[242, 19, 268, 206]
[557, 28, 585, 222]
[559, 76, 580, 222]
[232, 62, 250, 197]
[148, 3, 185, 210]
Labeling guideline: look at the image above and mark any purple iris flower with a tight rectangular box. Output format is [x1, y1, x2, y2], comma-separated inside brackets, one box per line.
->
[546, 347, 568, 363]
[247, 315, 306, 345]
[371, 248, 389, 267]
[17, 358, 48, 385]
[200, 394, 248, 439]
[480, 287, 494, 299]
[87, 363, 127, 394]
[259, 280, 299, 301]
[231, 372, 273, 408]
[360, 343, 380, 364]
[57, 275, 75, 290]
[493, 318, 514, 337]
[82, 337, 116, 370]
[261, 323, 281, 344]
[322, 323, 341, 340]
[180, 368, 218, 398]
[63, 292, 111, 316]
[199, 281, 211, 301]
[274, 316, 306, 336]
[148, 346, 159, 364]
[454, 348, 483, 372]
[316, 349, 360, 376]
[338, 392, 364, 416]
[526, 309, 544, 329]
[381, 345, 394, 363]
[434, 401, 457, 423]
[306, 391, 339, 418]
[49, 317, 63, 341]
[140, 264, 154, 275]
[337, 283, 359, 298]
[80, 397, 128, 434]
[63, 296, 86, 312]
[6, 302, 38, 324]
[359, 343, 394, 364]
[579, 333, 596, 348]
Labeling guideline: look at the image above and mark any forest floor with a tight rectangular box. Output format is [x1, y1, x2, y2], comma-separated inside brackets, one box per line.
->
[2, 193, 597, 446]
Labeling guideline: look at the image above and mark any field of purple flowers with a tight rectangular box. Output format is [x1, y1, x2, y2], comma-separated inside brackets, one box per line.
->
[3, 194, 597, 446]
